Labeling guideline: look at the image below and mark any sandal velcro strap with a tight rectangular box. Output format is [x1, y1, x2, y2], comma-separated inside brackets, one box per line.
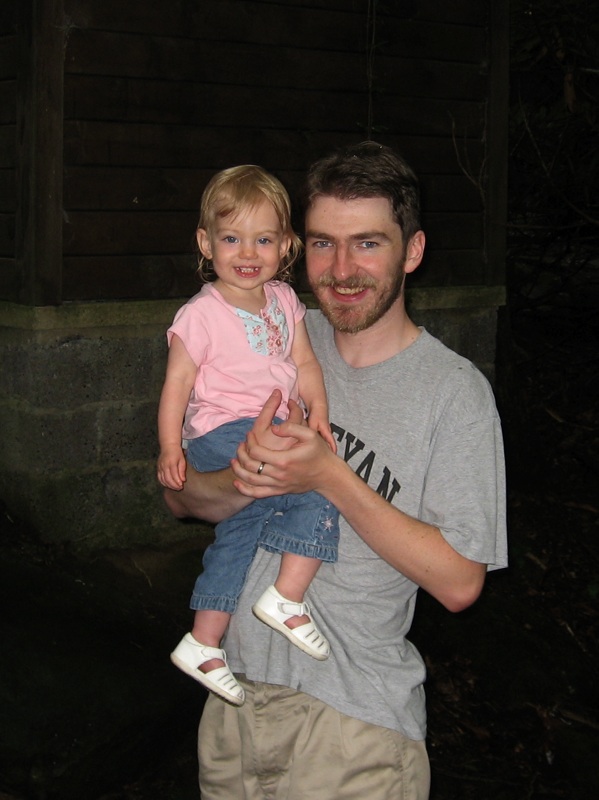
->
[277, 600, 309, 617]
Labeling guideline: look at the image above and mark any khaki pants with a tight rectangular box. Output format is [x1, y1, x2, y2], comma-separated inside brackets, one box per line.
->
[198, 678, 430, 800]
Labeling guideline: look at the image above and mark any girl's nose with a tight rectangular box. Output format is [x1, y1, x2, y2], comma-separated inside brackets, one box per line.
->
[239, 239, 257, 259]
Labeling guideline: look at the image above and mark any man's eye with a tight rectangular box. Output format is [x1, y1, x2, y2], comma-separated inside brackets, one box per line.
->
[359, 241, 378, 249]
[312, 240, 332, 249]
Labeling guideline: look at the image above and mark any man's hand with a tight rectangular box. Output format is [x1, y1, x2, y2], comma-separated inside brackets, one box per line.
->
[163, 389, 304, 521]
[232, 406, 336, 500]
[248, 389, 304, 451]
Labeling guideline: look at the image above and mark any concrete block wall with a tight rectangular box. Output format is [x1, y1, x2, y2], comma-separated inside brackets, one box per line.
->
[407, 286, 505, 384]
[0, 300, 186, 550]
[0, 287, 504, 551]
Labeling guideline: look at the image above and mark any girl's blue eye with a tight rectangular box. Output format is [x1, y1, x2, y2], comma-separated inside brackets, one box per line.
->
[257, 237, 271, 245]
[224, 236, 238, 243]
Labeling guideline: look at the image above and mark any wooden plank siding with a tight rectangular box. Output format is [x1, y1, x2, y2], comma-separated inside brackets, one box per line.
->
[3, 0, 507, 305]
[13, 0, 65, 305]
[0, 0, 18, 299]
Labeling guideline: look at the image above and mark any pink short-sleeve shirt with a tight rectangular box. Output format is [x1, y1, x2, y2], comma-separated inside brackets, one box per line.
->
[167, 281, 306, 439]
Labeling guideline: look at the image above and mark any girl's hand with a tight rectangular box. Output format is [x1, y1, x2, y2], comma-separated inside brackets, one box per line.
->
[307, 410, 337, 455]
[157, 446, 187, 490]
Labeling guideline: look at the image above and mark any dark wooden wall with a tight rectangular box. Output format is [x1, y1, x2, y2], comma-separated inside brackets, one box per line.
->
[1, 0, 508, 306]
[0, 1, 18, 299]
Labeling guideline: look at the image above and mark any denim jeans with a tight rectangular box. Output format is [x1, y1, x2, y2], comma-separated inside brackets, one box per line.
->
[186, 418, 340, 613]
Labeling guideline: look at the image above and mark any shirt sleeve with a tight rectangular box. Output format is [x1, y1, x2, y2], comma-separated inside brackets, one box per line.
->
[166, 297, 208, 367]
[419, 369, 508, 570]
[274, 282, 307, 326]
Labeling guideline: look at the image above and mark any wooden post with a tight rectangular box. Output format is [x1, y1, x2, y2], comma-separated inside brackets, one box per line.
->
[15, 0, 64, 305]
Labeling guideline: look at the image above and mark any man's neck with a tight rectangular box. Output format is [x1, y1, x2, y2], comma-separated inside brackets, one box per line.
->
[333, 303, 421, 368]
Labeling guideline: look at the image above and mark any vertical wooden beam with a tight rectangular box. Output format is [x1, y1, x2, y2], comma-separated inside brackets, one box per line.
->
[15, 0, 64, 305]
[485, 0, 509, 287]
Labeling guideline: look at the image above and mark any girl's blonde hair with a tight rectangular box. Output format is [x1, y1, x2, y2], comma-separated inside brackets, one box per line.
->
[196, 165, 303, 282]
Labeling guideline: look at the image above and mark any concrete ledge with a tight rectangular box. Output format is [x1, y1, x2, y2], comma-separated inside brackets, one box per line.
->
[0, 299, 185, 331]
[0, 285, 505, 330]
[406, 285, 506, 310]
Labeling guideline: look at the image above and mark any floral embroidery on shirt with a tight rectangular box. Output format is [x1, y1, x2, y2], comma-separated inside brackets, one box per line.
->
[237, 297, 289, 356]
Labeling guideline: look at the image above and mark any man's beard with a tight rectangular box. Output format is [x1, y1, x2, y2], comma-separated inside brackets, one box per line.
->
[309, 261, 406, 334]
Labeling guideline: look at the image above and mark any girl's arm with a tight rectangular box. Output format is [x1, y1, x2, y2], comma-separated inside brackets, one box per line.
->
[157, 334, 197, 490]
[290, 319, 336, 453]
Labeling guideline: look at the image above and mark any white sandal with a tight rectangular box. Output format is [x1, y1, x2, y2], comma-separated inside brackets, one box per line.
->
[170, 633, 245, 705]
[252, 585, 330, 660]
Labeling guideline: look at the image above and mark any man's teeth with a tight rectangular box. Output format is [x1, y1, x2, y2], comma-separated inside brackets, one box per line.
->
[335, 286, 363, 295]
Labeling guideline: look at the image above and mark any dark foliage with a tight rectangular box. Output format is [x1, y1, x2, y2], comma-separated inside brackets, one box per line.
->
[508, 0, 599, 309]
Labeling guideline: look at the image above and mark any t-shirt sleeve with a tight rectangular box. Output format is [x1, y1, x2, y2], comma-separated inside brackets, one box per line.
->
[166, 300, 208, 366]
[419, 369, 508, 570]
[276, 282, 306, 325]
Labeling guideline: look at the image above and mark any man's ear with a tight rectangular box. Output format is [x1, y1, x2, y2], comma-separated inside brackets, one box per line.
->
[196, 228, 212, 259]
[404, 231, 425, 275]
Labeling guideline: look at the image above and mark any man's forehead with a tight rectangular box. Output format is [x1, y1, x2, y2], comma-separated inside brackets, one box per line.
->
[305, 194, 398, 231]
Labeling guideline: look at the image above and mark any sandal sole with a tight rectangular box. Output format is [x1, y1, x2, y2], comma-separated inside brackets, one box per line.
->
[170, 652, 245, 706]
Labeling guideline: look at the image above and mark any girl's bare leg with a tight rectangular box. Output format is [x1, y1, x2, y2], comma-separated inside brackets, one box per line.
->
[190, 609, 231, 671]
[274, 552, 322, 629]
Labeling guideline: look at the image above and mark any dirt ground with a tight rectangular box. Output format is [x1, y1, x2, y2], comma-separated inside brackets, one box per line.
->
[1, 270, 598, 799]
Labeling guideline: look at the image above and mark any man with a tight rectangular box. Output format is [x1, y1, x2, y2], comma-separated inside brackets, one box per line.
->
[165, 141, 508, 799]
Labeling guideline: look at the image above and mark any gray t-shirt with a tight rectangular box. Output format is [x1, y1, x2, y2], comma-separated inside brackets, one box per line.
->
[224, 311, 508, 740]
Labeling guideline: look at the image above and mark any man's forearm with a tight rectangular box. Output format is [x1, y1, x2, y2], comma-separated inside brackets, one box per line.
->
[232, 421, 486, 612]
[320, 457, 486, 612]
[164, 391, 300, 524]
[164, 464, 252, 523]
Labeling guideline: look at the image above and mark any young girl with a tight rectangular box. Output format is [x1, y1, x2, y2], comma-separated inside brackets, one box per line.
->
[157, 165, 339, 705]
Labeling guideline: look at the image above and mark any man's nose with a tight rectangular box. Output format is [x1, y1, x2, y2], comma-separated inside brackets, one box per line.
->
[330, 243, 354, 280]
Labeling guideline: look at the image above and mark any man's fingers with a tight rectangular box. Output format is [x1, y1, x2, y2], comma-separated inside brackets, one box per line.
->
[254, 389, 283, 432]
[287, 398, 304, 425]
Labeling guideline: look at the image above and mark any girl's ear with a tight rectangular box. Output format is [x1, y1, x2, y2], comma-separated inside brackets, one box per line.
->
[197, 228, 212, 259]
[279, 235, 291, 259]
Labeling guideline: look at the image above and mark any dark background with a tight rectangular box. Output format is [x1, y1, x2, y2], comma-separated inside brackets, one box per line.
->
[1, 1, 598, 798]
